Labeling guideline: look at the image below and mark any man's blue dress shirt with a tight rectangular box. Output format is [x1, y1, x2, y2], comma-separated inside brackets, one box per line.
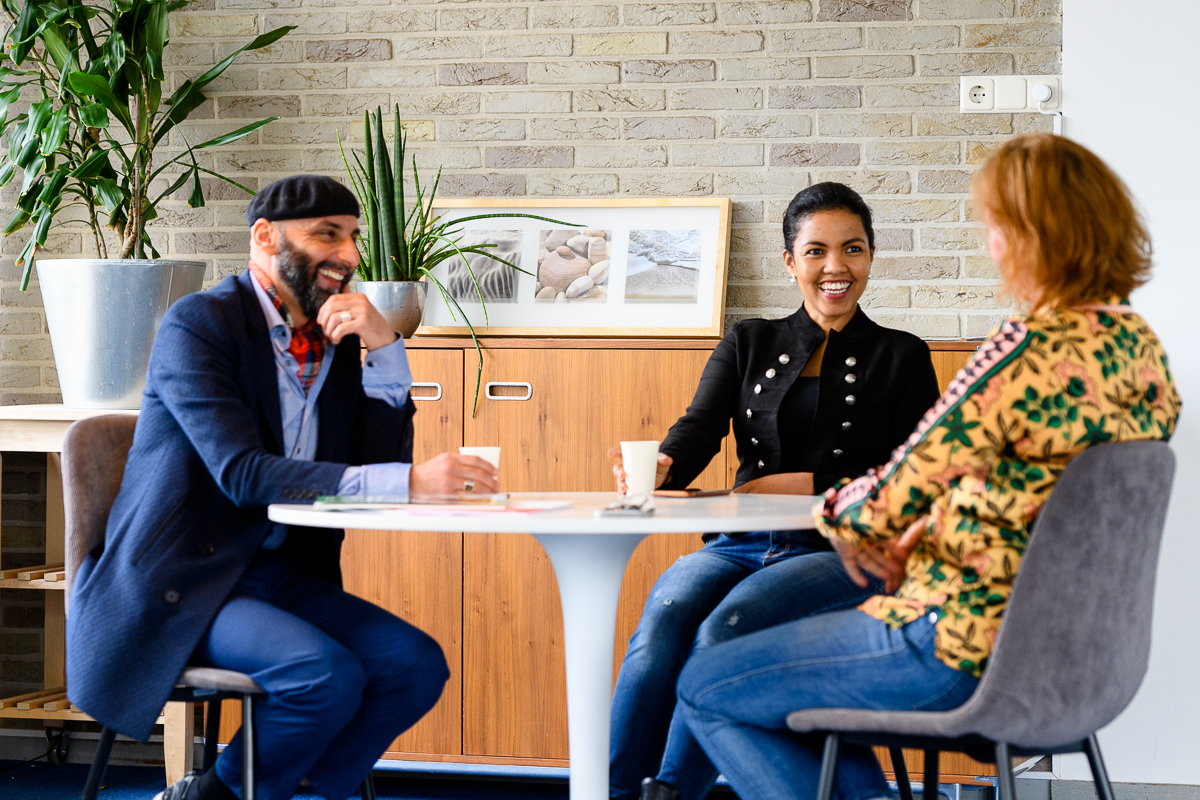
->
[250, 275, 413, 548]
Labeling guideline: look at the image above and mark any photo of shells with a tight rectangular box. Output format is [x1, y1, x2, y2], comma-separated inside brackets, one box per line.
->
[535, 229, 611, 304]
[444, 229, 523, 304]
[624, 230, 702, 304]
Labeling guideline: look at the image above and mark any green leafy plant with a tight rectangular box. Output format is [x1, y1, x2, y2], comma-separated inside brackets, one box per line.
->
[0, 0, 295, 287]
[340, 105, 578, 414]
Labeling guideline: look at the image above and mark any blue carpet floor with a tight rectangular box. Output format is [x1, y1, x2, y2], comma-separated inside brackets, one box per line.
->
[0, 761, 573, 800]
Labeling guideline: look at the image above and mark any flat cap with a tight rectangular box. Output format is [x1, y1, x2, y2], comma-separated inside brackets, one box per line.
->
[246, 174, 359, 226]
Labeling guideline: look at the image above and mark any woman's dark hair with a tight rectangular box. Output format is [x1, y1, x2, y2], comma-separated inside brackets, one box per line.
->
[782, 182, 875, 253]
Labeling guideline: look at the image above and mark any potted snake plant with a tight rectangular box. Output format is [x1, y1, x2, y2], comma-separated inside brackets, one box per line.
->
[0, 0, 293, 407]
[340, 105, 576, 413]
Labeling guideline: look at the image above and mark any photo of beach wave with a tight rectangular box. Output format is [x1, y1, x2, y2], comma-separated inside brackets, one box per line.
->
[535, 229, 611, 304]
[444, 229, 523, 304]
[624, 229, 702, 304]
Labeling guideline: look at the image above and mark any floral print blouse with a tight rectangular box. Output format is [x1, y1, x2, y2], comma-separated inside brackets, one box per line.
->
[815, 299, 1181, 676]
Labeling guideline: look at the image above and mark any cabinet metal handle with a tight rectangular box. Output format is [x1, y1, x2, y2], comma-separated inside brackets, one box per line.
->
[485, 381, 533, 401]
[411, 382, 443, 401]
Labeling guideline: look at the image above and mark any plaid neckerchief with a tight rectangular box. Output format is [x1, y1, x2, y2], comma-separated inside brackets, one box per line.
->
[249, 264, 327, 395]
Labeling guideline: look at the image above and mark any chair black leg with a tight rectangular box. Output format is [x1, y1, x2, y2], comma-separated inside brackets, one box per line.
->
[923, 750, 939, 800]
[360, 772, 378, 800]
[82, 727, 117, 800]
[242, 695, 256, 800]
[816, 732, 841, 800]
[890, 747, 915, 800]
[203, 699, 223, 772]
[1084, 735, 1117, 800]
[994, 742, 1016, 800]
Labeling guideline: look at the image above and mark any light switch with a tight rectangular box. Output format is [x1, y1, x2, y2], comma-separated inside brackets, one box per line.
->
[995, 77, 1027, 110]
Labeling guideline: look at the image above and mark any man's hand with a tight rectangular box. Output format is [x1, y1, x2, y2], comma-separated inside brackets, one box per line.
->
[607, 446, 672, 493]
[732, 472, 815, 495]
[317, 292, 398, 350]
[831, 514, 928, 593]
[410, 453, 501, 498]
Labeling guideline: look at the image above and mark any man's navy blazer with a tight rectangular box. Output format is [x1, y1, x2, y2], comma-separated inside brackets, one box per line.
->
[66, 270, 416, 740]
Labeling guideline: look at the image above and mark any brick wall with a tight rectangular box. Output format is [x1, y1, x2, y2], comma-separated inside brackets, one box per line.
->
[0, 0, 1060, 405]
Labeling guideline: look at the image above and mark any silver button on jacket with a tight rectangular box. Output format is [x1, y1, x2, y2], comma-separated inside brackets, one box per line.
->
[754, 384, 762, 394]
[766, 368, 776, 379]
[845, 356, 857, 367]
[779, 354, 790, 364]
[845, 374, 857, 384]
[845, 395, 856, 405]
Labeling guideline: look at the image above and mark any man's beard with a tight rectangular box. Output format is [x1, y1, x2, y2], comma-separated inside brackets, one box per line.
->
[276, 239, 351, 321]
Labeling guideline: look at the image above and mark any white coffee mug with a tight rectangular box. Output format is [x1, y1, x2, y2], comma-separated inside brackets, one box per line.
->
[620, 440, 662, 496]
[459, 446, 501, 471]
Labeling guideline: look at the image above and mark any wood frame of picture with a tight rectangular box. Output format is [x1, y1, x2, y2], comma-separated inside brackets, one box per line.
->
[417, 197, 732, 339]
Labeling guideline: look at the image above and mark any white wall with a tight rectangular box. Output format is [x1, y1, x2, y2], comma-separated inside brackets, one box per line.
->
[1063, 0, 1200, 786]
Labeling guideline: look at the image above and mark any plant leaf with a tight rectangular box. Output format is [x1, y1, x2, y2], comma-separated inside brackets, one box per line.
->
[188, 169, 204, 207]
[36, 167, 68, 206]
[70, 147, 113, 179]
[39, 107, 70, 156]
[2, 207, 31, 236]
[145, 1, 167, 81]
[79, 101, 110, 128]
[0, 86, 22, 125]
[93, 176, 123, 212]
[104, 31, 126, 76]
[192, 116, 278, 149]
[67, 71, 133, 132]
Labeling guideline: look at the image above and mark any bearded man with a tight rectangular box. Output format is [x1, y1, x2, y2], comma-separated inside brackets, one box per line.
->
[66, 175, 499, 800]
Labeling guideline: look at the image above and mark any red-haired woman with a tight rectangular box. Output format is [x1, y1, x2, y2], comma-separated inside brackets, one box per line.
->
[673, 134, 1182, 800]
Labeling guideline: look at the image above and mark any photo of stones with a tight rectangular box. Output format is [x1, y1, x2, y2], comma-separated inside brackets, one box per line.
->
[624, 229, 702, 304]
[536, 229, 611, 303]
[445, 229, 523, 304]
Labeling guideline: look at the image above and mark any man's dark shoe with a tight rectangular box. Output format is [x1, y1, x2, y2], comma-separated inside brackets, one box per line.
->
[640, 777, 681, 800]
[153, 772, 201, 800]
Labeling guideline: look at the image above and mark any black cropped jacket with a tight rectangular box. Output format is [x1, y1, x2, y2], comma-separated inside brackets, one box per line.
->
[659, 305, 940, 494]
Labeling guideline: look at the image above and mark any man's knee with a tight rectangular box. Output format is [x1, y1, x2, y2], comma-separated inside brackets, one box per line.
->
[275, 641, 368, 725]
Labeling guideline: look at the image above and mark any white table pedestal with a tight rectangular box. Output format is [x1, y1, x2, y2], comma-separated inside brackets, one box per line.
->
[534, 532, 648, 800]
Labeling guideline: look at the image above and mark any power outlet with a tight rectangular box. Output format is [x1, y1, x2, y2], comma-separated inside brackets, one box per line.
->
[960, 78, 994, 112]
[960, 75, 1062, 113]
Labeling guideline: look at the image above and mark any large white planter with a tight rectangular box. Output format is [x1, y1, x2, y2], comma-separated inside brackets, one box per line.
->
[36, 258, 207, 408]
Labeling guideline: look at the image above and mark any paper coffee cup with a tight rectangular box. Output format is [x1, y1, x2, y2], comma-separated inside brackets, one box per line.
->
[459, 446, 501, 471]
[620, 440, 661, 496]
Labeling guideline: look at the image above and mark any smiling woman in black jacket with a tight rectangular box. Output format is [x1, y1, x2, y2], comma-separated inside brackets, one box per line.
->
[607, 183, 940, 800]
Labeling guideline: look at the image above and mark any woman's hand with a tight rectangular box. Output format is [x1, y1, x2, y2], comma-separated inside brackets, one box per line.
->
[732, 472, 815, 495]
[607, 446, 672, 493]
[831, 514, 929, 593]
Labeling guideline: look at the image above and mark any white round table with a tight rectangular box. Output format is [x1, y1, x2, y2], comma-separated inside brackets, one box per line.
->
[269, 492, 820, 800]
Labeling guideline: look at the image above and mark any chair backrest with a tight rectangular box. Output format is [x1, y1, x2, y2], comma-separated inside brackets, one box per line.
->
[62, 415, 138, 612]
[963, 440, 1175, 749]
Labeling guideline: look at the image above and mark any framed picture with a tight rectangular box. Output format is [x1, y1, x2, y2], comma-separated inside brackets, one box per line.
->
[418, 198, 732, 338]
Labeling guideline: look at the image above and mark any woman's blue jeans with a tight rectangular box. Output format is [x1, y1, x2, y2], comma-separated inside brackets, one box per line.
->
[608, 530, 878, 800]
[676, 609, 980, 800]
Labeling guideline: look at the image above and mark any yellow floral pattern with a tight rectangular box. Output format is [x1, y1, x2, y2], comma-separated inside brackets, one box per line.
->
[815, 300, 1181, 676]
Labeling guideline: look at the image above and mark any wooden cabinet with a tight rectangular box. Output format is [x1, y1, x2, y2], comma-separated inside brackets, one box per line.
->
[339, 339, 983, 778]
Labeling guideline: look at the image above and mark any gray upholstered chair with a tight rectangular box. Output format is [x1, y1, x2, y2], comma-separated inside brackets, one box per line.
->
[62, 415, 267, 800]
[786, 440, 1176, 800]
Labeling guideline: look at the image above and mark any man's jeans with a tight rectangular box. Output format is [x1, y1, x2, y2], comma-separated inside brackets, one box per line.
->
[608, 531, 877, 800]
[192, 554, 449, 800]
[677, 609, 980, 800]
